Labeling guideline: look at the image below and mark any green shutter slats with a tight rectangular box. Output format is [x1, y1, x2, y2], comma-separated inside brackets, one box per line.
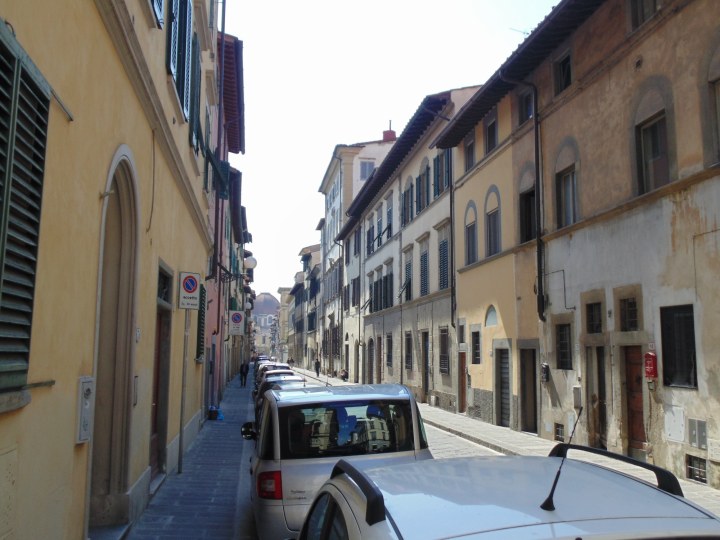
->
[0, 32, 50, 391]
[181, 0, 193, 119]
[167, 0, 180, 79]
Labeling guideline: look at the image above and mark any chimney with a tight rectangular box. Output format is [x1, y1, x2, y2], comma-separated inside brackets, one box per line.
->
[383, 120, 396, 142]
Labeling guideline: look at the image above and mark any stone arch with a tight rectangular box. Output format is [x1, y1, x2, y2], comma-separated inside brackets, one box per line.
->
[89, 145, 140, 528]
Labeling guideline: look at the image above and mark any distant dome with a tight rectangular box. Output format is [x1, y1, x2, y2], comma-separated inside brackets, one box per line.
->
[254, 292, 279, 315]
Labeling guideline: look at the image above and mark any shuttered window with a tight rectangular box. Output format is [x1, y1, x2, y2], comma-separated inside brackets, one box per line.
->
[167, 0, 193, 120]
[439, 327, 450, 374]
[420, 250, 429, 297]
[188, 33, 202, 152]
[438, 238, 449, 290]
[153, 0, 165, 27]
[404, 260, 412, 302]
[404, 331, 413, 370]
[0, 28, 51, 392]
[195, 285, 206, 359]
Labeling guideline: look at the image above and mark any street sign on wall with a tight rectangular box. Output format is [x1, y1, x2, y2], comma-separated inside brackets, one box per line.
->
[179, 272, 201, 309]
[229, 310, 244, 335]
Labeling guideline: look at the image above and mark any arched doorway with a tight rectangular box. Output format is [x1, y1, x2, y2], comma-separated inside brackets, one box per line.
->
[89, 150, 138, 528]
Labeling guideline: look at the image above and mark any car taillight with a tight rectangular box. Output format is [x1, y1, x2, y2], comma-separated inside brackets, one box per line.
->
[257, 471, 282, 499]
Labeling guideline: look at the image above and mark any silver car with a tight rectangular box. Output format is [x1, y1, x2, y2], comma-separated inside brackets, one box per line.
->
[241, 384, 433, 540]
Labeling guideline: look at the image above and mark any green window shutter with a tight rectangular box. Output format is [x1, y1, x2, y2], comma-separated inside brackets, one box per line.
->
[195, 285, 206, 359]
[153, 0, 165, 27]
[433, 156, 440, 197]
[189, 33, 201, 150]
[166, 0, 180, 80]
[0, 28, 51, 391]
[181, 0, 193, 120]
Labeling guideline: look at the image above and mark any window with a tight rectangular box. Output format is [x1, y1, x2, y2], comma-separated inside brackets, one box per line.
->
[554, 52, 572, 95]
[687, 455, 707, 484]
[486, 209, 500, 257]
[404, 259, 412, 302]
[420, 249, 429, 297]
[438, 235, 449, 291]
[661, 305, 697, 388]
[465, 221, 477, 265]
[386, 334, 393, 367]
[366, 223, 375, 255]
[471, 331, 481, 364]
[376, 213, 383, 248]
[464, 132, 475, 172]
[386, 199, 393, 239]
[404, 332, 413, 369]
[415, 163, 431, 214]
[401, 182, 414, 226]
[519, 91, 533, 125]
[152, 0, 165, 26]
[620, 297, 638, 331]
[556, 323, 572, 370]
[0, 29, 51, 394]
[556, 166, 577, 228]
[383, 269, 393, 309]
[439, 327, 450, 374]
[353, 227, 361, 257]
[586, 302, 602, 334]
[631, 0, 658, 30]
[519, 188, 536, 242]
[167, 0, 194, 120]
[433, 149, 452, 197]
[554, 423, 565, 442]
[637, 114, 669, 194]
[360, 160, 375, 181]
[485, 119, 497, 154]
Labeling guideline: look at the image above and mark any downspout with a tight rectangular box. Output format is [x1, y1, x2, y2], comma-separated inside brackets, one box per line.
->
[499, 71, 545, 321]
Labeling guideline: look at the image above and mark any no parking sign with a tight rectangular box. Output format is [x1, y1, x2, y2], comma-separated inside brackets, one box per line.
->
[229, 310, 244, 335]
[179, 272, 201, 309]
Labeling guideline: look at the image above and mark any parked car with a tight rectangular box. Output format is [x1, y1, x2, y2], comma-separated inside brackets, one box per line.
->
[253, 374, 311, 421]
[254, 362, 291, 385]
[252, 368, 296, 396]
[298, 443, 720, 540]
[241, 384, 432, 540]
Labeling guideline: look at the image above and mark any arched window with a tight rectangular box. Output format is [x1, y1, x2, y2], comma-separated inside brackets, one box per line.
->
[485, 306, 498, 326]
[464, 202, 478, 265]
[631, 76, 675, 195]
[484, 186, 501, 257]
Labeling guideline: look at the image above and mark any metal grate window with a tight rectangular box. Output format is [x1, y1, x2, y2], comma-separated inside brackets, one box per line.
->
[620, 297, 638, 331]
[472, 331, 481, 364]
[404, 332, 413, 370]
[439, 327, 450, 374]
[556, 324, 572, 370]
[554, 423, 565, 442]
[686, 455, 707, 484]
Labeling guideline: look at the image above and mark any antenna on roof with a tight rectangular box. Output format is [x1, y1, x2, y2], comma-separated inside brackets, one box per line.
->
[540, 406, 583, 511]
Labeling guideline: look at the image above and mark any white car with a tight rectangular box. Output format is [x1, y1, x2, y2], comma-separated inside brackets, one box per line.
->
[241, 384, 433, 540]
[298, 444, 720, 540]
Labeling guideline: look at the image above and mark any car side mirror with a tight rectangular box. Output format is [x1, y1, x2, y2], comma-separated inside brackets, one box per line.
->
[241, 421, 257, 440]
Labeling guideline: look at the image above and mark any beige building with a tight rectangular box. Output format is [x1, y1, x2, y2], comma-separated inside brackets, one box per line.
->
[339, 87, 478, 405]
[434, 0, 720, 486]
[0, 1, 244, 537]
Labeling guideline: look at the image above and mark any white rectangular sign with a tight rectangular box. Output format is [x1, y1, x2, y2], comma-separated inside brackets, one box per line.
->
[229, 310, 245, 335]
[178, 272, 201, 310]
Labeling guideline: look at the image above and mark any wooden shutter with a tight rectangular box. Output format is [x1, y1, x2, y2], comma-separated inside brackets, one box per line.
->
[0, 33, 51, 390]
[195, 284, 206, 359]
[189, 33, 201, 150]
[420, 251, 428, 296]
[439, 239, 449, 290]
[433, 156, 440, 197]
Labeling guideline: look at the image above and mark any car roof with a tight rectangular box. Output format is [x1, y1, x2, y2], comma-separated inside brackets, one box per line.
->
[344, 455, 720, 539]
[270, 383, 411, 405]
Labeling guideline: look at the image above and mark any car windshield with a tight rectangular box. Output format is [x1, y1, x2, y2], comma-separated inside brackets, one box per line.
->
[279, 400, 414, 459]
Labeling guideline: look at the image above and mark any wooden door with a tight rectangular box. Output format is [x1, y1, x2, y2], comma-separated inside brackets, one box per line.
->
[625, 346, 646, 451]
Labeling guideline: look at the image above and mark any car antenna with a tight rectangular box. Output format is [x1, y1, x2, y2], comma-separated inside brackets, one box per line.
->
[540, 406, 583, 511]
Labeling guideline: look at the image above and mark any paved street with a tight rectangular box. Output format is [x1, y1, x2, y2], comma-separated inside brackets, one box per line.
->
[112, 368, 720, 539]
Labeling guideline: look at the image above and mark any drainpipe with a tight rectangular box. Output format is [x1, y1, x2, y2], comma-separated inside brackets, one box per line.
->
[499, 72, 545, 321]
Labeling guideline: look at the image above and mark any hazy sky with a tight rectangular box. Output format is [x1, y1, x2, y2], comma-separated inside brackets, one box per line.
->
[224, 1, 558, 300]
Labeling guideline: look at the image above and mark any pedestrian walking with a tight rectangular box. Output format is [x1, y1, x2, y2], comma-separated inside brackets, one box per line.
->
[314, 359, 321, 377]
[240, 362, 249, 387]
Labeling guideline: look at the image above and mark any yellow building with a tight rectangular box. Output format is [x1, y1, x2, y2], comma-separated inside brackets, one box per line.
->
[435, 0, 720, 486]
[0, 1, 244, 537]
